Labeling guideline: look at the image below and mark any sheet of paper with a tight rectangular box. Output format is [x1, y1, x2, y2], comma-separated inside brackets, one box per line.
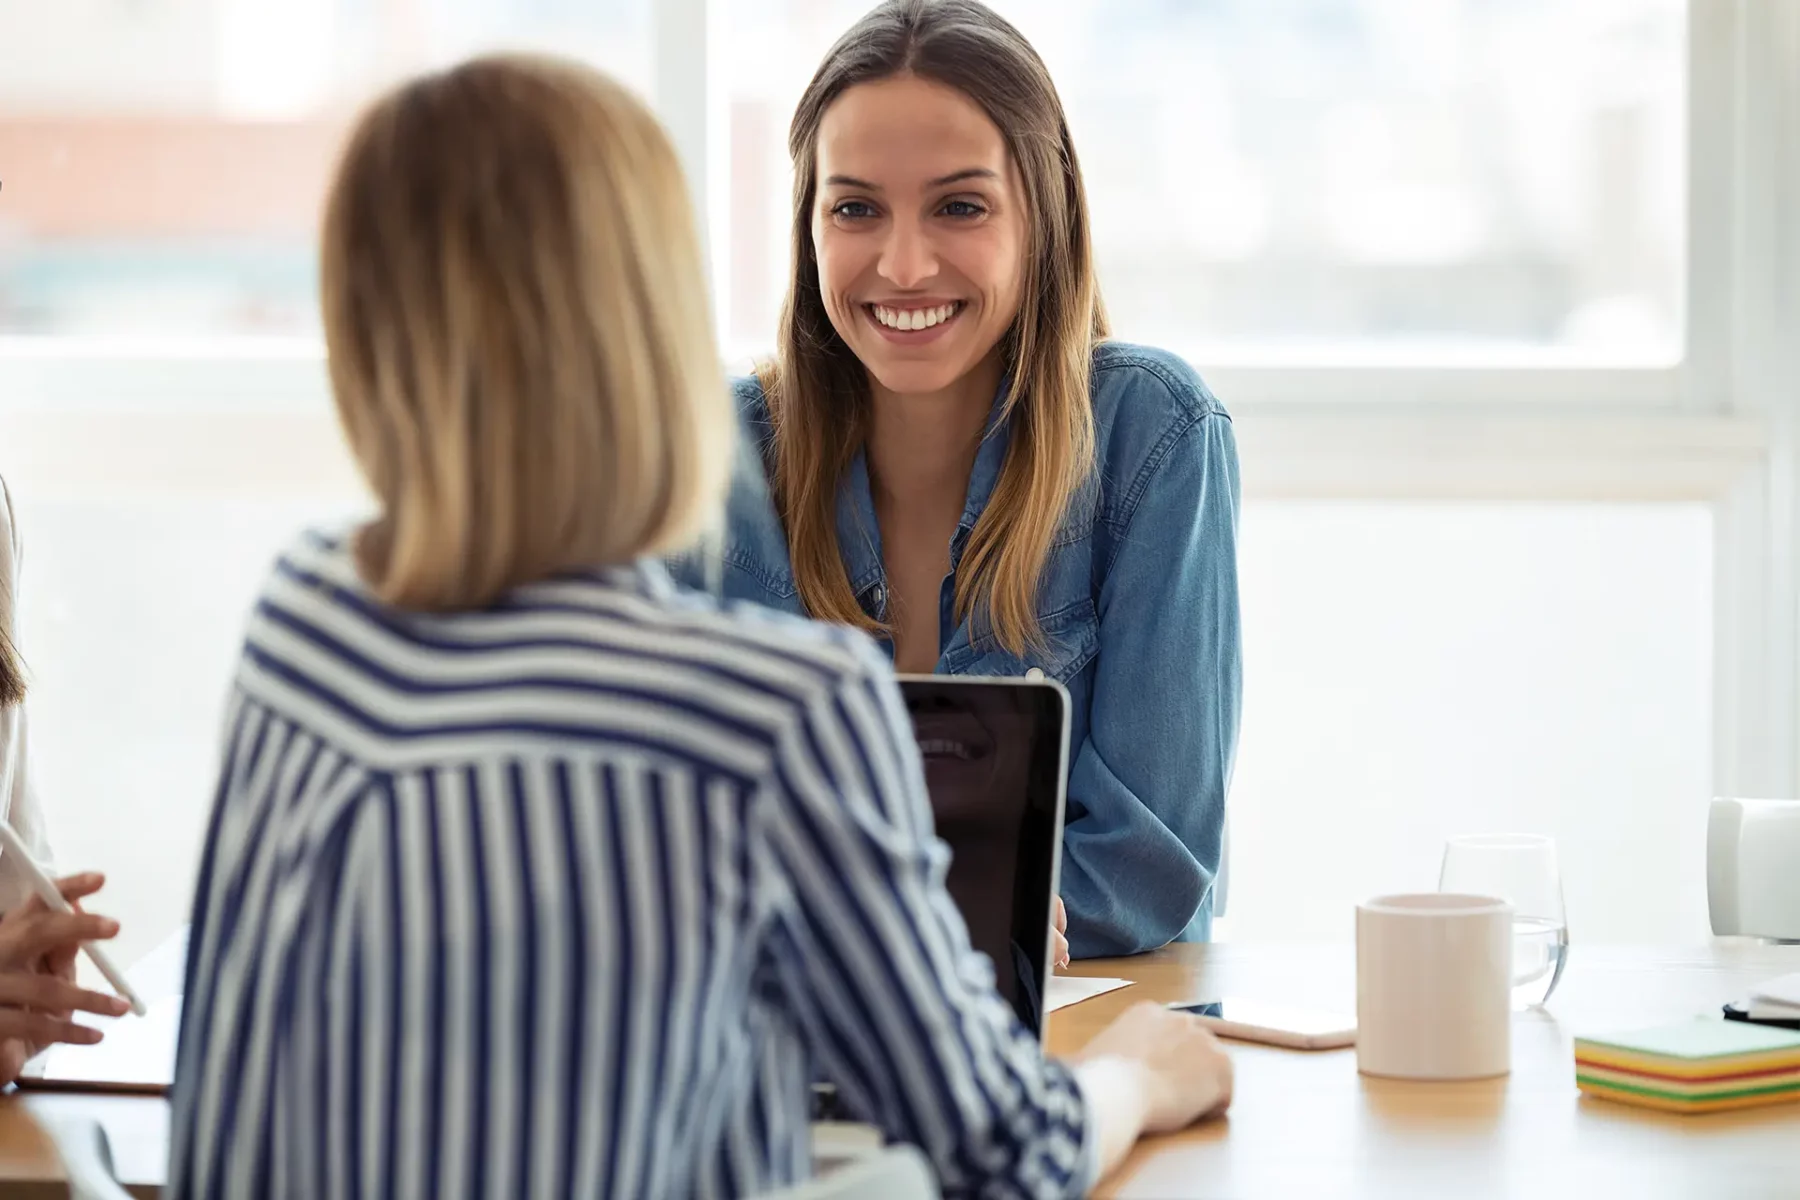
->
[1747, 994, 1800, 1021]
[1045, 975, 1133, 1013]
[1750, 972, 1800, 1009]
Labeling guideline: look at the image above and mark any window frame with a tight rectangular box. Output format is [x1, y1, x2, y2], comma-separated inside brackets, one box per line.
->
[0, 0, 1792, 796]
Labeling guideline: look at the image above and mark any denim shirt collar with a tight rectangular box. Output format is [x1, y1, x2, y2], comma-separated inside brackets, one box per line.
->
[834, 379, 1014, 599]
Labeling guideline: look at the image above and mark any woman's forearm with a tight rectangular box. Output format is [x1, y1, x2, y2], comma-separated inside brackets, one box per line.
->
[1071, 1055, 1151, 1182]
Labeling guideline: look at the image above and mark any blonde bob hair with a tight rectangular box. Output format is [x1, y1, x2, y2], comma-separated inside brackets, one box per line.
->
[321, 54, 729, 611]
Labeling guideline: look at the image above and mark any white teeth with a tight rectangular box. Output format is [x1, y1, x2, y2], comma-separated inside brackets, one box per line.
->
[873, 302, 958, 331]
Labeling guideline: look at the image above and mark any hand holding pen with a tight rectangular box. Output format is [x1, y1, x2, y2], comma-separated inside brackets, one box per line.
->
[0, 819, 143, 1018]
[0, 870, 133, 1085]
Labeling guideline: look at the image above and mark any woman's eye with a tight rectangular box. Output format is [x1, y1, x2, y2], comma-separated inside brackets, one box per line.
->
[831, 200, 877, 220]
[941, 200, 986, 218]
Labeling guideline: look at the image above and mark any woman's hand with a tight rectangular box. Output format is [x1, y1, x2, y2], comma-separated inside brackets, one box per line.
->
[1070, 1001, 1233, 1181]
[1051, 896, 1070, 971]
[0, 872, 129, 1084]
[1078, 1001, 1233, 1131]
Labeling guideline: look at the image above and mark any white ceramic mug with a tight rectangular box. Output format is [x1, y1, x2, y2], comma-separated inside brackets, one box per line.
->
[1356, 893, 1512, 1080]
[1708, 797, 1800, 940]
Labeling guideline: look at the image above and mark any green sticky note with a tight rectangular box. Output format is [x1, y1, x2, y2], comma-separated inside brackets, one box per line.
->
[1577, 1017, 1800, 1061]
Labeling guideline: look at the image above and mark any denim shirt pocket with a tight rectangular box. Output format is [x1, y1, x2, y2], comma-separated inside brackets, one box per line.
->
[946, 596, 1099, 684]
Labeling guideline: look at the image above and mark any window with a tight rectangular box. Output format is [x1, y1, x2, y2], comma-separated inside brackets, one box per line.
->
[0, 0, 649, 337]
[725, 0, 1686, 361]
[2, 1, 1796, 955]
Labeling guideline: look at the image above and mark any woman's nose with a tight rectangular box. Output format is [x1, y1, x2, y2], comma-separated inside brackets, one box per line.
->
[877, 219, 937, 289]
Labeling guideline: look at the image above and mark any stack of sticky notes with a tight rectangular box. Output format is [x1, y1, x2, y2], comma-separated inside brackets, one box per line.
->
[1574, 1018, 1800, 1113]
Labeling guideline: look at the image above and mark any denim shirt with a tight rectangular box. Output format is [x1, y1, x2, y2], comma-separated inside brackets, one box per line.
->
[673, 341, 1242, 957]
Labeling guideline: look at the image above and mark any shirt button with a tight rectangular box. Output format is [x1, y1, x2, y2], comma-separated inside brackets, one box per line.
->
[1025, 667, 1045, 681]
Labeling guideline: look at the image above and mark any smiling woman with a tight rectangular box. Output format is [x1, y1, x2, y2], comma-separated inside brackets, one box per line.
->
[814, 81, 1032, 421]
[774, 47, 1101, 668]
[675, 0, 1243, 960]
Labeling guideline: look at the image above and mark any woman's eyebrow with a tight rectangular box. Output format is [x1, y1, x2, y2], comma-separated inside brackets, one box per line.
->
[927, 167, 998, 187]
[821, 167, 998, 191]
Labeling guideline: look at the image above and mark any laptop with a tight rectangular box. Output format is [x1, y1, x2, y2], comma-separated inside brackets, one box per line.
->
[897, 674, 1071, 1041]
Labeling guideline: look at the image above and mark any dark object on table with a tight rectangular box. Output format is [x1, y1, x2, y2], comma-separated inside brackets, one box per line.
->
[1723, 1001, 1800, 1031]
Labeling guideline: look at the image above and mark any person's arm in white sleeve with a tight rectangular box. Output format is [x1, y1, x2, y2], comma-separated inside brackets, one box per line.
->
[0, 479, 53, 912]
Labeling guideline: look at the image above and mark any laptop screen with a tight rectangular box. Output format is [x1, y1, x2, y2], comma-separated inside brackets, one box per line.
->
[898, 676, 1069, 1038]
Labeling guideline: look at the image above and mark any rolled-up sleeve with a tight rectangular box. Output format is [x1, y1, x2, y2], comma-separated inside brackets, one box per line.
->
[759, 639, 1094, 1198]
[1060, 407, 1242, 958]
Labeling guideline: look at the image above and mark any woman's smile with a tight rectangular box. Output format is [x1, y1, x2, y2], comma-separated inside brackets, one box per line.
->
[864, 299, 967, 344]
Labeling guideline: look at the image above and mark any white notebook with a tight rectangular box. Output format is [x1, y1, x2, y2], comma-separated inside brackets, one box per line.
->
[1748, 972, 1800, 1020]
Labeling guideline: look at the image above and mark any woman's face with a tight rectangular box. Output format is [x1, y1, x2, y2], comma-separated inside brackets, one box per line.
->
[811, 74, 1028, 399]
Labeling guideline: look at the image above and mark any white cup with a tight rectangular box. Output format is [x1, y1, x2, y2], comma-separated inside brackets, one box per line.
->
[1708, 797, 1800, 940]
[1356, 893, 1512, 1080]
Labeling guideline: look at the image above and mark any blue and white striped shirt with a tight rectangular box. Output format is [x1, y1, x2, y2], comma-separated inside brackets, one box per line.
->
[167, 530, 1092, 1199]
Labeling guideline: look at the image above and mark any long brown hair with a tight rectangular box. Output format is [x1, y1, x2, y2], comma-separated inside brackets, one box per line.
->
[765, 0, 1107, 654]
[321, 55, 730, 612]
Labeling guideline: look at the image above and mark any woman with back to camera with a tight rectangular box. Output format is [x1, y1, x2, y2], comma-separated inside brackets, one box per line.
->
[681, 0, 1242, 959]
[165, 52, 1230, 1199]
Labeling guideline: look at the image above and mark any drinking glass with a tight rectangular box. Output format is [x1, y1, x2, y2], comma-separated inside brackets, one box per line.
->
[1438, 834, 1568, 1007]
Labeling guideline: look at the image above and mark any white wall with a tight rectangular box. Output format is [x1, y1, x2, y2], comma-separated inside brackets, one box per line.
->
[1220, 500, 1714, 945]
[14, 493, 351, 968]
[4, 386, 365, 969]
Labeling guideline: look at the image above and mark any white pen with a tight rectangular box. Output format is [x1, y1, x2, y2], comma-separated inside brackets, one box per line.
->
[0, 820, 145, 1017]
